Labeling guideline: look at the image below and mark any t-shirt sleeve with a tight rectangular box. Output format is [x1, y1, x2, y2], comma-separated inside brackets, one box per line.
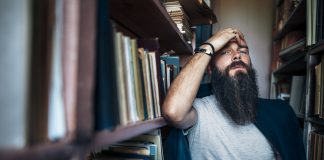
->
[183, 98, 203, 136]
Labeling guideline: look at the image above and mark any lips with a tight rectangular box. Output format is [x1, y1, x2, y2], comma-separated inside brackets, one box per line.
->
[231, 65, 246, 70]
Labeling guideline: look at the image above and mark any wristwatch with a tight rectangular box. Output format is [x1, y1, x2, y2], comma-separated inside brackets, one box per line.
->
[194, 48, 213, 56]
[194, 42, 215, 56]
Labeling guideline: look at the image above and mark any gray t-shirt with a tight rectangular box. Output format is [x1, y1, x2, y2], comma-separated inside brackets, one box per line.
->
[184, 95, 275, 160]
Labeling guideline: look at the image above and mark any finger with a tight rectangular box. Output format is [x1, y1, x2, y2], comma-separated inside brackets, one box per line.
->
[235, 33, 241, 44]
[237, 31, 245, 39]
[224, 28, 235, 33]
[233, 30, 245, 45]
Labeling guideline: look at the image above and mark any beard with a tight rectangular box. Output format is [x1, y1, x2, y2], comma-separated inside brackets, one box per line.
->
[211, 61, 259, 125]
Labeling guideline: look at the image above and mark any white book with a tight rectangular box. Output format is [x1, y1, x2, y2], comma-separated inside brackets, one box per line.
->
[139, 49, 154, 119]
[148, 52, 161, 117]
[114, 32, 128, 125]
[122, 36, 138, 123]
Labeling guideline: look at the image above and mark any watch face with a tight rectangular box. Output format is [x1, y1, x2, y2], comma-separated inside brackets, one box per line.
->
[194, 48, 212, 56]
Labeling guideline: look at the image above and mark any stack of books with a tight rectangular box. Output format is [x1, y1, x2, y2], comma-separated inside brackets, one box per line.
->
[164, 1, 193, 44]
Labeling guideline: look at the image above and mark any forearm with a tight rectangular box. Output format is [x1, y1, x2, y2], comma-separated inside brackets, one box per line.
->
[162, 52, 211, 125]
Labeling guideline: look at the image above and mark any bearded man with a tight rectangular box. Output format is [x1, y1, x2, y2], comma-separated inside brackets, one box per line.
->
[162, 28, 306, 160]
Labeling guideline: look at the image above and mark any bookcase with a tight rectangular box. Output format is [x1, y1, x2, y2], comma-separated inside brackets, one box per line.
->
[271, 0, 324, 159]
[0, 0, 216, 159]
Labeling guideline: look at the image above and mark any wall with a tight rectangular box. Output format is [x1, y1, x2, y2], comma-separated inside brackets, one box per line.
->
[212, 0, 274, 98]
[0, 0, 31, 149]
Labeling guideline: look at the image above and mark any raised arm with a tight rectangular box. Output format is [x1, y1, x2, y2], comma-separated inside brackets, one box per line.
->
[162, 28, 244, 129]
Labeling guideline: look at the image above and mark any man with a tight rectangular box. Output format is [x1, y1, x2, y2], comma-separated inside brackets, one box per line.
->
[162, 28, 306, 159]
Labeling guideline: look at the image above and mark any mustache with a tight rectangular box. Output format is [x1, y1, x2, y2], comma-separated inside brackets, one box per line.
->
[227, 61, 250, 70]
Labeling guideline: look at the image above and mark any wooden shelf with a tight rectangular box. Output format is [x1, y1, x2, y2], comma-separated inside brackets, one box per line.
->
[0, 141, 75, 160]
[91, 117, 167, 149]
[273, 51, 306, 75]
[310, 41, 324, 55]
[308, 117, 324, 126]
[274, 0, 306, 40]
[279, 38, 306, 61]
[109, 0, 193, 55]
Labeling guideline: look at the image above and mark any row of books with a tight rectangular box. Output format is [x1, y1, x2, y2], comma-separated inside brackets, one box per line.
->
[160, 54, 180, 94]
[309, 131, 324, 160]
[95, 22, 182, 130]
[91, 130, 163, 160]
[307, 0, 324, 46]
[314, 56, 324, 119]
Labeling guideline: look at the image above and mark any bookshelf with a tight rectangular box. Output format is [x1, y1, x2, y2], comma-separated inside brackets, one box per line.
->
[0, 0, 217, 159]
[272, 0, 324, 159]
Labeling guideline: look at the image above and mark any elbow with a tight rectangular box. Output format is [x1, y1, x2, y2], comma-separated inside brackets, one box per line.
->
[162, 102, 186, 125]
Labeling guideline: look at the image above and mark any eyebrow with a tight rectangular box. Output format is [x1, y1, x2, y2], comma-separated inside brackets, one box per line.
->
[238, 45, 249, 50]
[222, 43, 249, 50]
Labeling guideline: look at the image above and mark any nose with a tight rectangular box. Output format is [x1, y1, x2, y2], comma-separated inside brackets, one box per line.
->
[232, 51, 242, 62]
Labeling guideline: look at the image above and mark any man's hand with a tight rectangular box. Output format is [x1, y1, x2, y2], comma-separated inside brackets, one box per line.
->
[202, 28, 245, 53]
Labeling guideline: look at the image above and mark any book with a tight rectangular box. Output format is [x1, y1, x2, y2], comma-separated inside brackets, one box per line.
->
[320, 55, 324, 119]
[315, 62, 322, 116]
[309, 131, 324, 160]
[48, 0, 66, 140]
[138, 38, 165, 118]
[160, 60, 167, 94]
[93, 141, 158, 160]
[195, 24, 213, 48]
[114, 32, 129, 125]
[289, 76, 306, 115]
[306, 0, 312, 46]
[170, 0, 217, 25]
[148, 52, 162, 117]
[122, 36, 139, 123]
[138, 48, 155, 119]
[94, 0, 119, 130]
[164, 1, 193, 43]
[160, 55, 180, 90]
[132, 130, 164, 160]
[271, 40, 282, 72]
[131, 39, 146, 121]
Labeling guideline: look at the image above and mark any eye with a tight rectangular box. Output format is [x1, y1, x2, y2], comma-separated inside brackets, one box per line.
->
[222, 49, 232, 55]
[238, 49, 248, 55]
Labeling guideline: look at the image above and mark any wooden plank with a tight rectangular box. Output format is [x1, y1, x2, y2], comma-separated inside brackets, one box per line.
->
[310, 41, 324, 55]
[308, 117, 324, 126]
[273, 52, 307, 75]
